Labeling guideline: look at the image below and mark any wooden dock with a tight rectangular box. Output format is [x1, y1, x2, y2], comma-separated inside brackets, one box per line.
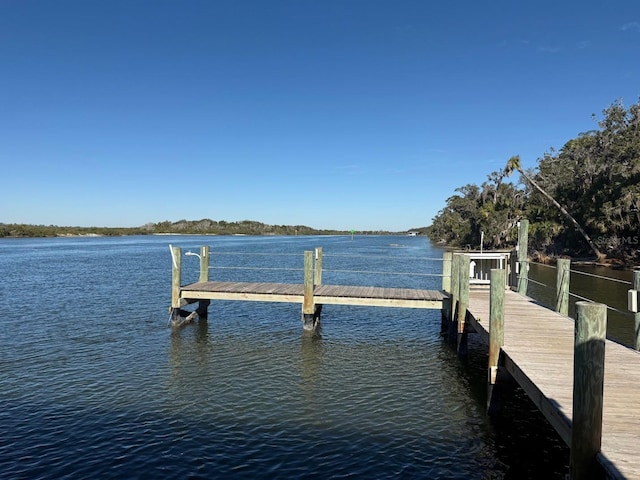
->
[170, 239, 640, 479]
[465, 287, 640, 480]
[180, 281, 446, 309]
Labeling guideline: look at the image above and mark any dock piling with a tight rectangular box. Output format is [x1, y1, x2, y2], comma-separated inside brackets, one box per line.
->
[570, 301, 607, 480]
[457, 254, 470, 356]
[302, 250, 319, 331]
[517, 219, 529, 295]
[487, 268, 505, 415]
[556, 258, 570, 316]
[448, 253, 461, 343]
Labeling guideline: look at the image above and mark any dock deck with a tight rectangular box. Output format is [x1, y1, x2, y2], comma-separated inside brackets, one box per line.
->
[466, 287, 640, 480]
[180, 281, 446, 309]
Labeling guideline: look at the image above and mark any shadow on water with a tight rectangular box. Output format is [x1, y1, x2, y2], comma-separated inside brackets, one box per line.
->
[443, 333, 570, 479]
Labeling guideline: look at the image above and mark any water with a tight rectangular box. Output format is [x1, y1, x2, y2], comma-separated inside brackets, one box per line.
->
[0, 235, 568, 479]
[527, 262, 636, 347]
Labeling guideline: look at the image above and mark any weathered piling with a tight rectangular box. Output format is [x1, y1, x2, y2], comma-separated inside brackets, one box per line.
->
[457, 254, 470, 355]
[197, 246, 210, 320]
[302, 250, 319, 331]
[171, 245, 182, 311]
[570, 301, 607, 480]
[441, 251, 452, 333]
[556, 258, 570, 316]
[442, 251, 452, 293]
[448, 253, 461, 343]
[487, 268, 505, 415]
[313, 247, 323, 324]
[199, 246, 209, 283]
[517, 219, 529, 295]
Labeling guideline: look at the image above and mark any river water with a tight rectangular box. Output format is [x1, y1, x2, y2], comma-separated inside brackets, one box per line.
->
[1, 235, 570, 479]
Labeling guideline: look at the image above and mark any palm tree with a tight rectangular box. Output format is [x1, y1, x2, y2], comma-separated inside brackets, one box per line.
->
[505, 155, 604, 260]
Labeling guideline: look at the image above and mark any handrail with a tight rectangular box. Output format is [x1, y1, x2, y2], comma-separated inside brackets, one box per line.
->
[569, 268, 632, 285]
[322, 268, 442, 277]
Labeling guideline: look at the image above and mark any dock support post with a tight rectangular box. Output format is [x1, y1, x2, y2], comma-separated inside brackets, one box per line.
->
[556, 258, 570, 316]
[457, 254, 470, 356]
[441, 251, 452, 334]
[302, 250, 319, 331]
[170, 245, 182, 325]
[199, 246, 209, 283]
[197, 246, 210, 320]
[517, 219, 529, 295]
[487, 268, 505, 415]
[313, 247, 323, 323]
[570, 301, 607, 480]
[448, 253, 461, 343]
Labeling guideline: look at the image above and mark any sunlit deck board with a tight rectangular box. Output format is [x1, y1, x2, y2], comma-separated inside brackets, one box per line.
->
[466, 288, 640, 480]
[179, 281, 445, 309]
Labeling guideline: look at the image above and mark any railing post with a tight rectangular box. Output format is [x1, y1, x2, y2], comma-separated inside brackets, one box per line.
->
[633, 271, 640, 351]
[457, 254, 470, 355]
[509, 248, 517, 288]
[556, 258, 570, 316]
[171, 245, 182, 309]
[450, 253, 460, 322]
[314, 247, 323, 286]
[302, 250, 318, 331]
[196, 246, 211, 319]
[570, 301, 607, 480]
[517, 219, 529, 295]
[442, 251, 452, 292]
[199, 245, 210, 283]
[487, 268, 505, 415]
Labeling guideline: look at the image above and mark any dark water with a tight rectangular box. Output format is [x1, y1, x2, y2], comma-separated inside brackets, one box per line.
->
[0, 235, 568, 479]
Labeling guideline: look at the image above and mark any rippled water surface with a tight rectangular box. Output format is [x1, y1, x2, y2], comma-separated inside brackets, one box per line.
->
[0, 235, 569, 478]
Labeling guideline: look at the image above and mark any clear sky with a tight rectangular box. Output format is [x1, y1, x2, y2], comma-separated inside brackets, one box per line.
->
[1, 1, 639, 231]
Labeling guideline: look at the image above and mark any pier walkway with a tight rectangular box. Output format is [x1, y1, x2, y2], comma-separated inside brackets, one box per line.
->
[466, 287, 640, 480]
[180, 281, 445, 309]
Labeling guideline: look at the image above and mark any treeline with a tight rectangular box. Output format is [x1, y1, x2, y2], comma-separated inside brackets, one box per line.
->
[427, 99, 640, 263]
[0, 219, 396, 238]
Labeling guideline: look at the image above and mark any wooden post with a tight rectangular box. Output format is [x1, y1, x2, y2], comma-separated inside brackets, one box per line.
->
[441, 251, 453, 334]
[633, 271, 640, 351]
[570, 301, 607, 480]
[199, 245, 209, 283]
[171, 245, 181, 309]
[448, 253, 461, 343]
[302, 250, 318, 331]
[487, 268, 505, 414]
[457, 254, 470, 355]
[197, 246, 210, 320]
[314, 247, 323, 286]
[509, 248, 517, 289]
[450, 253, 460, 322]
[442, 251, 452, 292]
[517, 219, 529, 295]
[556, 258, 570, 316]
[314, 247, 323, 323]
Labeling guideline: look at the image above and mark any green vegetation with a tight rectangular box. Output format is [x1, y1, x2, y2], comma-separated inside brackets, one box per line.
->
[0, 219, 398, 238]
[427, 99, 640, 263]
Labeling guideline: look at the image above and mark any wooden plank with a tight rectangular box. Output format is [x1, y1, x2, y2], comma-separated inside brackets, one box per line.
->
[181, 281, 445, 309]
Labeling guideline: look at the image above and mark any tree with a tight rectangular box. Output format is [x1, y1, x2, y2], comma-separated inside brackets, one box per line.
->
[504, 155, 604, 260]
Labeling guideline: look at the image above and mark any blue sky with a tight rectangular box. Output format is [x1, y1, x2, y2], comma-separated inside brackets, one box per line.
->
[1, 1, 639, 231]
